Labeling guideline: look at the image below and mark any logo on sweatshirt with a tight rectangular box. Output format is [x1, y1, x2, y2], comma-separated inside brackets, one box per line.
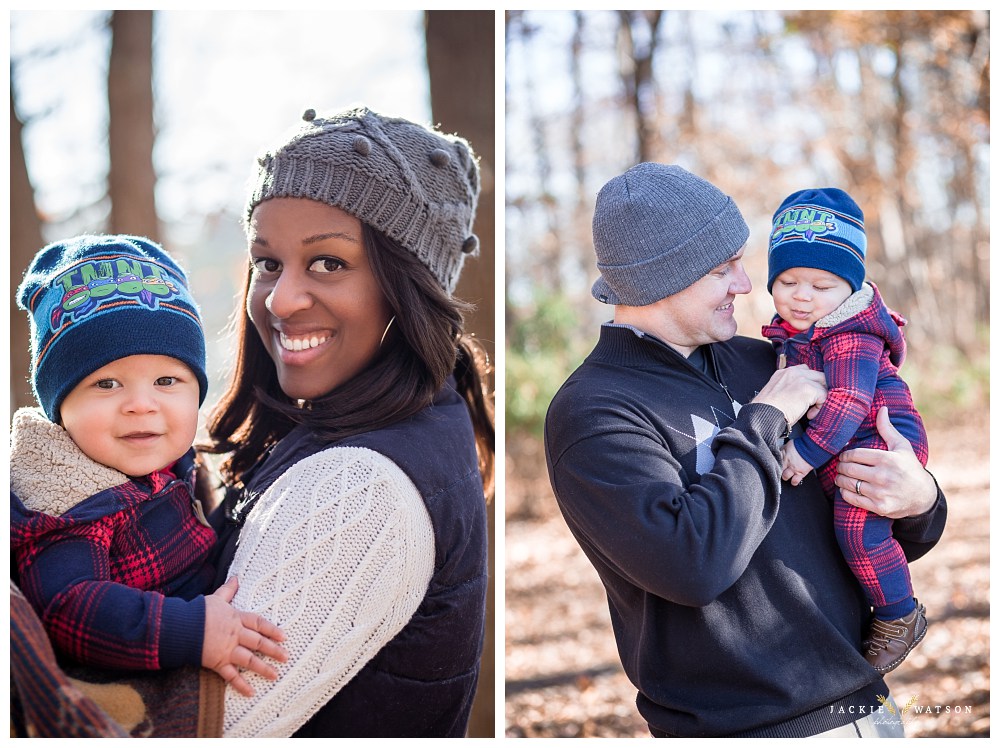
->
[670, 400, 743, 475]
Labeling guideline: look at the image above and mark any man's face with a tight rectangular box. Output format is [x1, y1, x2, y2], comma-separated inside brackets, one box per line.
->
[620, 246, 752, 356]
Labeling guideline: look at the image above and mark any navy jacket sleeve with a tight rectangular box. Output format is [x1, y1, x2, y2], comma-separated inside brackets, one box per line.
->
[11, 493, 206, 671]
[892, 477, 947, 563]
[548, 402, 788, 608]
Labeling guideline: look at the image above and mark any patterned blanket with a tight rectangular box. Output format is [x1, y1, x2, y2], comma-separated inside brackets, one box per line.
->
[10, 580, 224, 737]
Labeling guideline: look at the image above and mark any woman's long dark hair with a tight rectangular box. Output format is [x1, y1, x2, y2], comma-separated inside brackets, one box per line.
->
[204, 223, 495, 499]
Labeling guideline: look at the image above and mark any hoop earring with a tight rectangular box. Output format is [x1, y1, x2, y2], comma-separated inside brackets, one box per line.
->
[379, 315, 397, 348]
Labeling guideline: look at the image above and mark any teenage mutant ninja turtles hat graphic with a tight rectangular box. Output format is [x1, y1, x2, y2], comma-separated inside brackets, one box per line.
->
[766, 187, 867, 294]
[16, 234, 208, 421]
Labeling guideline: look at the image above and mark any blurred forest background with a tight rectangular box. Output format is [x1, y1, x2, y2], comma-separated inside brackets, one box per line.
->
[504, 10, 989, 738]
[9, 9, 496, 738]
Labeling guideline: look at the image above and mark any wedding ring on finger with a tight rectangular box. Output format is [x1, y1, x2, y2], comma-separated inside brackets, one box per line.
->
[855, 479, 863, 496]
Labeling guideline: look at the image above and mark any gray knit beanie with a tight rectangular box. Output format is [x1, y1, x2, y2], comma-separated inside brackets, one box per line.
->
[591, 163, 749, 305]
[247, 106, 481, 296]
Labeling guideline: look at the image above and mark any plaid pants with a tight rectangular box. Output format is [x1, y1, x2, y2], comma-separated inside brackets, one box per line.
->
[818, 446, 924, 617]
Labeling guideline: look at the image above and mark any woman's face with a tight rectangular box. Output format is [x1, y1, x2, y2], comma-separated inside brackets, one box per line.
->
[246, 198, 393, 401]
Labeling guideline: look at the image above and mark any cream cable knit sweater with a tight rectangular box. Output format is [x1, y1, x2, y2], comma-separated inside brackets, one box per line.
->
[221, 446, 435, 737]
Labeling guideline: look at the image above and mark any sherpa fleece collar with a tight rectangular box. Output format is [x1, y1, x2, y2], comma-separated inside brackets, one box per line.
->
[815, 282, 875, 328]
[10, 406, 129, 517]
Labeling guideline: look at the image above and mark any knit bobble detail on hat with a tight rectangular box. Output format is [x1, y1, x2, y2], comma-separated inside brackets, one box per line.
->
[430, 148, 451, 167]
[353, 135, 372, 156]
[247, 106, 481, 296]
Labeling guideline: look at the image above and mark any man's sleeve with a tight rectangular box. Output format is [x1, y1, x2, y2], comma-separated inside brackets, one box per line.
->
[893, 478, 948, 562]
[547, 402, 787, 608]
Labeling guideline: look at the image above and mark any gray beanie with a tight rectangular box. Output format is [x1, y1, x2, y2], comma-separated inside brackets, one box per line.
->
[247, 106, 481, 296]
[591, 163, 749, 305]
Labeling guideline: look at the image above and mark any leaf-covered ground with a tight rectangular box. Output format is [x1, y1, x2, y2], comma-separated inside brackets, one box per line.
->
[504, 415, 989, 738]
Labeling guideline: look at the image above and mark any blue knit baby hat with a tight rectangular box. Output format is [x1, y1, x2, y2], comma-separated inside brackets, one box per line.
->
[16, 234, 208, 421]
[767, 188, 867, 293]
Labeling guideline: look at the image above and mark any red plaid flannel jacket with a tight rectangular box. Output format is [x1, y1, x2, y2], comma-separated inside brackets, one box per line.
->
[761, 282, 928, 470]
[11, 452, 217, 671]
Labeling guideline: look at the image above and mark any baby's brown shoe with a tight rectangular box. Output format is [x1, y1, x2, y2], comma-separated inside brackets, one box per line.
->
[862, 600, 927, 673]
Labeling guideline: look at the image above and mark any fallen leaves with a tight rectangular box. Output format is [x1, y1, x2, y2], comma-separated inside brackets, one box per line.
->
[505, 413, 989, 737]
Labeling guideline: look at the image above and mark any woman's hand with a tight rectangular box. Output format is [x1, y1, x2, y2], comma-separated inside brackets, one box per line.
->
[835, 407, 936, 519]
[751, 364, 828, 425]
[202, 576, 288, 697]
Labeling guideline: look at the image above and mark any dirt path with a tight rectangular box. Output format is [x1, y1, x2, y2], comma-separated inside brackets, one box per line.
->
[504, 415, 990, 737]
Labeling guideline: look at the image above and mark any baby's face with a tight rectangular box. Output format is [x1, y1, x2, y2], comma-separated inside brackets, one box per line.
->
[59, 354, 200, 477]
[771, 267, 853, 331]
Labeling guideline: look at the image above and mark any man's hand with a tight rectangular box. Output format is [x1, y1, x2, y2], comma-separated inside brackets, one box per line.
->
[751, 364, 827, 426]
[780, 439, 812, 486]
[835, 407, 936, 519]
[202, 577, 288, 697]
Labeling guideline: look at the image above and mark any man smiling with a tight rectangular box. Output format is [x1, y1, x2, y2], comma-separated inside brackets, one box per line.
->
[544, 163, 947, 738]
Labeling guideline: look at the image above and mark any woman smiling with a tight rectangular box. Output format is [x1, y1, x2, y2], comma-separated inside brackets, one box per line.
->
[203, 107, 493, 737]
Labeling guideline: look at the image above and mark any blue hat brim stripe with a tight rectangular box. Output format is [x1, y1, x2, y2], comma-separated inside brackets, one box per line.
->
[771, 233, 865, 265]
[816, 236, 866, 264]
[36, 307, 209, 420]
[827, 220, 866, 256]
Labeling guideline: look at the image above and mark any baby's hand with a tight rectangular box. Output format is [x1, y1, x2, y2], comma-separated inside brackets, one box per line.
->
[202, 576, 288, 697]
[780, 439, 812, 487]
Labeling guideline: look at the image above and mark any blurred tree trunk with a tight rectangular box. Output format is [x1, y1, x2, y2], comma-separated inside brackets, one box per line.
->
[677, 11, 698, 148]
[108, 10, 159, 240]
[787, 9, 989, 355]
[884, 28, 946, 349]
[425, 10, 495, 739]
[513, 13, 564, 294]
[617, 10, 664, 163]
[10, 88, 45, 416]
[569, 12, 591, 283]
